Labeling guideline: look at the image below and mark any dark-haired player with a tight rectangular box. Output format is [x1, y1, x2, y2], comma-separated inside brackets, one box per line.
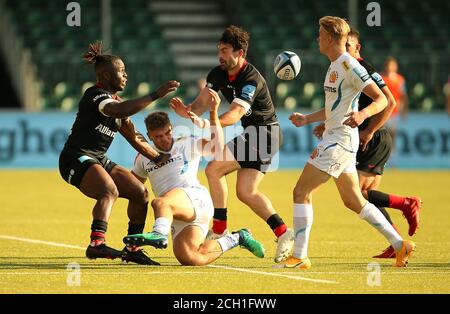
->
[123, 92, 265, 265]
[171, 25, 293, 263]
[313, 28, 422, 258]
[58, 41, 179, 264]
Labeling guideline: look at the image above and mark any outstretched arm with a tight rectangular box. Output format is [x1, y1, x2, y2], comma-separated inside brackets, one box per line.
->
[197, 90, 224, 157]
[119, 118, 166, 163]
[102, 80, 180, 119]
[289, 108, 326, 128]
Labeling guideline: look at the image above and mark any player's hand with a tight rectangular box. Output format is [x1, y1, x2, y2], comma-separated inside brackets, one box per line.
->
[156, 80, 180, 98]
[208, 88, 221, 111]
[343, 111, 367, 128]
[170, 97, 191, 119]
[289, 112, 308, 127]
[153, 152, 171, 165]
[359, 129, 374, 151]
[313, 123, 325, 139]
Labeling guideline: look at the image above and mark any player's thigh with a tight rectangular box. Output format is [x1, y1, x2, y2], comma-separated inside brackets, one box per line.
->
[236, 168, 265, 195]
[334, 171, 367, 210]
[159, 188, 196, 222]
[172, 226, 205, 264]
[79, 163, 118, 200]
[294, 162, 330, 195]
[206, 146, 240, 176]
[109, 165, 147, 201]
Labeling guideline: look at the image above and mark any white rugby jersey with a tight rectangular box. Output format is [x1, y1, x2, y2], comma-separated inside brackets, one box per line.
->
[323, 52, 373, 152]
[132, 136, 203, 197]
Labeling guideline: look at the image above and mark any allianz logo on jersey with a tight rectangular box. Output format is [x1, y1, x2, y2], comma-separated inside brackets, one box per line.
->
[94, 123, 116, 138]
[146, 155, 183, 172]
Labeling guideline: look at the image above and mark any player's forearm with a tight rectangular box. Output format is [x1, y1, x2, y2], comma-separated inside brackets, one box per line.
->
[106, 93, 159, 118]
[364, 92, 396, 133]
[119, 121, 160, 160]
[191, 87, 213, 116]
[219, 110, 241, 127]
[306, 108, 326, 124]
[361, 94, 387, 120]
[209, 108, 225, 154]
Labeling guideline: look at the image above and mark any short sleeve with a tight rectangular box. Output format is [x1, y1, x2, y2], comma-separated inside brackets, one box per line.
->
[370, 71, 386, 89]
[232, 80, 258, 112]
[132, 153, 147, 179]
[348, 61, 373, 92]
[91, 90, 119, 117]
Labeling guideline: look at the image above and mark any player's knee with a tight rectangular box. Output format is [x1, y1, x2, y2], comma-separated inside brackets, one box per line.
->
[236, 188, 253, 204]
[205, 162, 219, 178]
[136, 185, 149, 204]
[151, 197, 166, 211]
[101, 184, 119, 200]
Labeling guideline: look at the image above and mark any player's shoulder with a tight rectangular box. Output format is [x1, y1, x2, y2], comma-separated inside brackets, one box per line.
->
[242, 62, 262, 79]
[357, 58, 377, 74]
[208, 66, 226, 78]
[83, 85, 114, 103]
[339, 53, 361, 71]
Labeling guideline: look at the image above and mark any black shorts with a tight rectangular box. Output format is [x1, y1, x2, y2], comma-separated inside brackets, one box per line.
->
[226, 124, 282, 174]
[59, 150, 117, 188]
[356, 128, 392, 175]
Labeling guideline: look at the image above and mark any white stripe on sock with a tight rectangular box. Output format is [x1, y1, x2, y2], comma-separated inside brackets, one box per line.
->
[359, 202, 403, 251]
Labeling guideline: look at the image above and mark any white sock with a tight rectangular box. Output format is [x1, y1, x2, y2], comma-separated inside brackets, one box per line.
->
[152, 217, 171, 236]
[217, 233, 240, 253]
[293, 204, 313, 259]
[359, 202, 403, 251]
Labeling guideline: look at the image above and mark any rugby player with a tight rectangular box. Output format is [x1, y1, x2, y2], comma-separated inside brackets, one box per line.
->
[171, 25, 293, 263]
[313, 28, 421, 258]
[284, 17, 415, 269]
[58, 41, 179, 264]
[123, 90, 265, 265]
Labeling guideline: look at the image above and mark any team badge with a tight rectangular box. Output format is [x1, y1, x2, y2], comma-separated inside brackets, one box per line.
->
[329, 71, 338, 83]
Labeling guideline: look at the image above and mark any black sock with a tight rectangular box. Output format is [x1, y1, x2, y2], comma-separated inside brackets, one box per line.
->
[213, 208, 227, 221]
[368, 190, 390, 208]
[377, 207, 393, 224]
[266, 214, 284, 229]
[90, 220, 108, 245]
[91, 220, 108, 234]
[128, 223, 145, 235]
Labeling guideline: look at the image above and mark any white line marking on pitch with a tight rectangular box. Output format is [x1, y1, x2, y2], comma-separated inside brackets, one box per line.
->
[207, 265, 338, 284]
[0, 235, 85, 250]
[0, 235, 338, 284]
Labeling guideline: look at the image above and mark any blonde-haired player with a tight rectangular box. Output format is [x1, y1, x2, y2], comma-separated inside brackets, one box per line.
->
[283, 16, 415, 269]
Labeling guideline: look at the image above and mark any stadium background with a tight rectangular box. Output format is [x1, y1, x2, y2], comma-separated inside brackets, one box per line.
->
[0, 0, 449, 294]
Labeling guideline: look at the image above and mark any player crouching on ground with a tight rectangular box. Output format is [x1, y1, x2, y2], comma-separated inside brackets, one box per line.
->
[123, 89, 265, 265]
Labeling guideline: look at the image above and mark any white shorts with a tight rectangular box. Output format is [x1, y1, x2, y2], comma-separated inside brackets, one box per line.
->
[307, 140, 357, 178]
[171, 185, 214, 239]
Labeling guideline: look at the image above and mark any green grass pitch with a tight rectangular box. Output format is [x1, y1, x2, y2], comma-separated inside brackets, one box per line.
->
[0, 169, 449, 293]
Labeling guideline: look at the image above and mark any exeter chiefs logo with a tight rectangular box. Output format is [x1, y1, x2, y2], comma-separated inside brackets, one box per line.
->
[245, 108, 252, 116]
[329, 71, 338, 83]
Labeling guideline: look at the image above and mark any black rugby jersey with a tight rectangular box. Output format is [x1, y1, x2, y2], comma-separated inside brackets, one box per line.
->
[206, 62, 278, 128]
[63, 85, 121, 158]
[357, 58, 387, 131]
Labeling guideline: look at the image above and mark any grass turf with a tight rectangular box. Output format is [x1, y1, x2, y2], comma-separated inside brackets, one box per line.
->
[0, 169, 449, 293]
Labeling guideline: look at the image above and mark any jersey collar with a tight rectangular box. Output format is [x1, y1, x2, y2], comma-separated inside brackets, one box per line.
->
[96, 83, 119, 100]
[228, 59, 247, 82]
